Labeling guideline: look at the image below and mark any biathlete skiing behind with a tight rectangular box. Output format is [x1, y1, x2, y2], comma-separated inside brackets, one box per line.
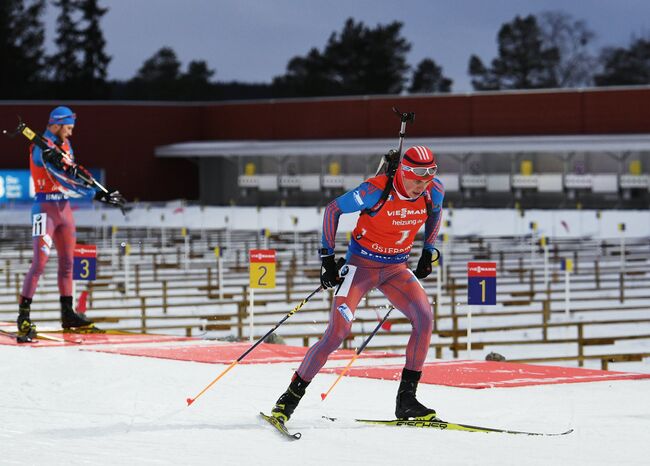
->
[10, 106, 126, 342]
[269, 143, 444, 425]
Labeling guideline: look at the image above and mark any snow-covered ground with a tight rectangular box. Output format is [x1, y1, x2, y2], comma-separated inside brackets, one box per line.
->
[2, 342, 649, 466]
[2, 204, 649, 464]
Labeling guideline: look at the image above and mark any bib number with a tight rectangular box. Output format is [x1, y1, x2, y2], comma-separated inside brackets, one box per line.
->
[395, 230, 410, 245]
[32, 213, 47, 237]
[334, 264, 357, 297]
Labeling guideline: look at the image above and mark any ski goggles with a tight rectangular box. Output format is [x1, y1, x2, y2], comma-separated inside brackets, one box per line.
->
[401, 164, 438, 178]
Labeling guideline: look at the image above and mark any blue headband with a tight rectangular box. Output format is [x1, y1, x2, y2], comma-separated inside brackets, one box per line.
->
[48, 106, 76, 126]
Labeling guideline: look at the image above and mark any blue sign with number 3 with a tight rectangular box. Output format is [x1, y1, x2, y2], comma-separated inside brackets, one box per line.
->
[73, 245, 97, 281]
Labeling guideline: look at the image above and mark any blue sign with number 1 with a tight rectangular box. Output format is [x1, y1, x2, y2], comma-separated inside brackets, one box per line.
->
[467, 262, 497, 305]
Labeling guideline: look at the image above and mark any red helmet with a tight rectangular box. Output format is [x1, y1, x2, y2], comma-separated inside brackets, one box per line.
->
[400, 146, 437, 181]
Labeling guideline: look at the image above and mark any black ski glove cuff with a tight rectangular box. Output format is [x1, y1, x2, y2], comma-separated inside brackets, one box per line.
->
[42, 148, 65, 169]
[414, 249, 433, 279]
[95, 190, 127, 208]
[320, 255, 341, 289]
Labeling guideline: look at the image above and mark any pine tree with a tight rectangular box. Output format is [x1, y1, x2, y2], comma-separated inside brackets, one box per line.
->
[273, 18, 411, 97]
[49, 0, 82, 84]
[128, 46, 182, 99]
[468, 15, 560, 90]
[78, 0, 111, 96]
[180, 60, 215, 99]
[326, 18, 411, 95]
[468, 55, 500, 90]
[0, 0, 46, 98]
[409, 58, 452, 93]
[594, 36, 650, 86]
[135, 47, 181, 82]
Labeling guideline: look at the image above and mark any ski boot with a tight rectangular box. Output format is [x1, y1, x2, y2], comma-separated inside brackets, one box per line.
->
[271, 373, 310, 424]
[395, 368, 437, 420]
[60, 296, 94, 330]
[16, 297, 37, 343]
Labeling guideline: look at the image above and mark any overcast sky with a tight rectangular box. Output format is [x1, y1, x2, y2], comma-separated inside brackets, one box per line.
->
[42, 0, 650, 92]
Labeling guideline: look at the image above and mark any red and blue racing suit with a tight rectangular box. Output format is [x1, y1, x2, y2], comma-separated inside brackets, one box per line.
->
[296, 174, 444, 381]
[21, 129, 77, 299]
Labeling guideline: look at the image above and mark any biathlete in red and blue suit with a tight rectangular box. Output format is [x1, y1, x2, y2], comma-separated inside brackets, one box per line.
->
[17, 107, 101, 341]
[270, 145, 444, 424]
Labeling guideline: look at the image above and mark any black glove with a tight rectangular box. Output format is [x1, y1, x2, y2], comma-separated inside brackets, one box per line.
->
[42, 148, 65, 170]
[94, 190, 127, 209]
[414, 249, 433, 279]
[66, 164, 79, 179]
[320, 254, 341, 289]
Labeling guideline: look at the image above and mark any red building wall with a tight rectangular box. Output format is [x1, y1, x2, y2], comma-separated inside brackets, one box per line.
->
[2, 87, 650, 201]
[202, 88, 650, 140]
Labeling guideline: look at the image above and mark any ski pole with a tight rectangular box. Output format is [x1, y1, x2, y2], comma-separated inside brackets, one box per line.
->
[186, 284, 324, 407]
[320, 306, 394, 401]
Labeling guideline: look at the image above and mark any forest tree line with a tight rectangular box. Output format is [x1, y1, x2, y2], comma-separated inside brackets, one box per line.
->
[2, 0, 649, 100]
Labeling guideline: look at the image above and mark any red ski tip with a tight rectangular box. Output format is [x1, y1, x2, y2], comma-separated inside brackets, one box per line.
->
[320, 393, 327, 400]
[186, 398, 194, 406]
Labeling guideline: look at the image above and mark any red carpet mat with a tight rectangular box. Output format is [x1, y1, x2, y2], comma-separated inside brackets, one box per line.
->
[0, 322, 192, 347]
[86, 342, 401, 364]
[320, 360, 650, 388]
